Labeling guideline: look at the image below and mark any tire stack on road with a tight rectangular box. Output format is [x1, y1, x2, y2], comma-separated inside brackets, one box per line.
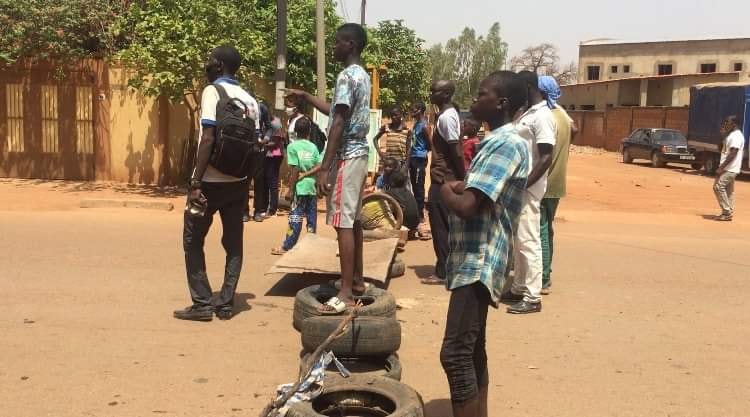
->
[289, 283, 424, 417]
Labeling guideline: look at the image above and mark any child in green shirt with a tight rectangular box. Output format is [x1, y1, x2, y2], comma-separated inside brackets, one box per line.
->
[272, 118, 322, 254]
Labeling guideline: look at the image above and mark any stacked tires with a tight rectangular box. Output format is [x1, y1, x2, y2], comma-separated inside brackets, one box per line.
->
[292, 283, 424, 417]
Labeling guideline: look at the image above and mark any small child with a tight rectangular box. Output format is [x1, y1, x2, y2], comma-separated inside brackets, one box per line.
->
[462, 118, 481, 170]
[375, 157, 400, 192]
[385, 171, 420, 236]
[271, 118, 321, 255]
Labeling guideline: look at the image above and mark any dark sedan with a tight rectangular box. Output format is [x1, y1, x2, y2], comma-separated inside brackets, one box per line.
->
[621, 128, 698, 168]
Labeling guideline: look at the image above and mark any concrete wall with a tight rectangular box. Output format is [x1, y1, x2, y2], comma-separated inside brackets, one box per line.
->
[578, 38, 750, 83]
[561, 73, 741, 111]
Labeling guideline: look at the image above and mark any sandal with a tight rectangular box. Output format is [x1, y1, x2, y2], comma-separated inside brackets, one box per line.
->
[271, 247, 287, 256]
[420, 275, 446, 286]
[329, 279, 371, 295]
[318, 296, 349, 315]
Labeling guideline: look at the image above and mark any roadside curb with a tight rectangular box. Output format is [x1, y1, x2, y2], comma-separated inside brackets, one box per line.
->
[80, 199, 175, 211]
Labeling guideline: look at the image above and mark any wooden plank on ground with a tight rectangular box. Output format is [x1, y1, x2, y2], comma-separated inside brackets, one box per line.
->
[266, 234, 398, 282]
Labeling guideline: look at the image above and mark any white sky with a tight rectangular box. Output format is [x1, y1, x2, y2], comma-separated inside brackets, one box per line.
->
[339, 0, 750, 64]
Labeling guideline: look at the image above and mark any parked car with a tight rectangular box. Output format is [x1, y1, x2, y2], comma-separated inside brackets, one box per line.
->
[621, 128, 698, 168]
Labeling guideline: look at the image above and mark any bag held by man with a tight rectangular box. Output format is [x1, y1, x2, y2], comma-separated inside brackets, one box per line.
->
[209, 84, 261, 177]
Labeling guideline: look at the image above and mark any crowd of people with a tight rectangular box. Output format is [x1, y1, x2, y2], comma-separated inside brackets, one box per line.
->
[172, 21, 579, 417]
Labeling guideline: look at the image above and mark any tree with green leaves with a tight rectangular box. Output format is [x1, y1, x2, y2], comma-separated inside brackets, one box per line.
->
[364, 20, 431, 112]
[0, 0, 126, 68]
[428, 23, 508, 109]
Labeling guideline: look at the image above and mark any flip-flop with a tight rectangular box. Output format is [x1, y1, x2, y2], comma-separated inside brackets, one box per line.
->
[271, 247, 287, 256]
[329, 279, 371, 295]
[319, 296, 349, 315]
[420, 276, 446, 286]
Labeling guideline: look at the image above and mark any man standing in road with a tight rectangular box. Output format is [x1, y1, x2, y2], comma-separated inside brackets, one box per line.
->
[439, 70, 529, 417]
[538, 76, 577, 295]
[714, 115, 745, 221]
[422, 81, 465, 286]
[286, 23, 371, 312]
[175, 45, 260, 322]
[503, 70, 556, 314]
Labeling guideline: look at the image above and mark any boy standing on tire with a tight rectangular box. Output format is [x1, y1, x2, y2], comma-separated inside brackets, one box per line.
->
[175, 46, 260, 322]
[439, 71, 529, 417]
[285, 23, 371, 312]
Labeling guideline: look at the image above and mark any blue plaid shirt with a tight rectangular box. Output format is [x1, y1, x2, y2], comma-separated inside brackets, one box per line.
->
[446, 123, 529, 307]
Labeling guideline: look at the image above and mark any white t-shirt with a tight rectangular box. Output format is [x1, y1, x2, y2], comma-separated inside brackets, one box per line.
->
[437, 107, 461, 143]
[515, 102, 557, 200]
[197, 79, 261, 183]
[288, 114, 304, 142]
[721, 129, 745, 174]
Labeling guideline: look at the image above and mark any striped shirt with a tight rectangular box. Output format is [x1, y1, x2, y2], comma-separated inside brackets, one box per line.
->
[446, 123, 529, 307]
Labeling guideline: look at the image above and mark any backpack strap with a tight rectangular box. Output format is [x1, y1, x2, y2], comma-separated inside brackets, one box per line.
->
[213, 83, 230, 101]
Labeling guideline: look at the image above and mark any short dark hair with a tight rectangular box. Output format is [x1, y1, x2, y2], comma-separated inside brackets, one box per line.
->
[294, 117, 312, 138]
[517, 70, 539, 92]
[725, 115, 740, 127]
[413, 102, 426, 113]
[384, 156, 399, 167]
[389, 170, 407, 188]
[463, 118, 480, 135]
[485, 71, 528, 117]
[211, 45, 242, 74]
[338, 23, 368, 53]
[389, 107, 402, 117]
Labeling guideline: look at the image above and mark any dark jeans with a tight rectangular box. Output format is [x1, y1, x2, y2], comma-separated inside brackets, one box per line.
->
[541, 197, 560, 289]
[427, 183, 450, 279]
[409, 157, 427, 222]
[264, 156, 283, 214]
[183, 180, 248, 312]
[440, 282, 490, 405]
[249, 156, 267, 216]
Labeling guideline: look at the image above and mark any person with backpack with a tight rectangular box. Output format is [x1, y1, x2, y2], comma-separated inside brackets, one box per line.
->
[175, 45, 261, 322]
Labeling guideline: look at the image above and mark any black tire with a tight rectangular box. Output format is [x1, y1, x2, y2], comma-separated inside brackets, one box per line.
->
[388, 258, 405, 278]
[299, 352, 402, 381]
[691, 163, 703, 171]
[301, 316, 401, 357]
[704, 155, 719, 176]
[622, 148, 633, 164]
[293, 284, 397, 332]
[287, 375, 424, 417]
[651, 151, 666, 168]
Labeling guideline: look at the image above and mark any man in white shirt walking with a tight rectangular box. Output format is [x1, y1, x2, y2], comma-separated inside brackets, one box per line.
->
[503, 71, 556, 314]
[714, 115, 745, 222]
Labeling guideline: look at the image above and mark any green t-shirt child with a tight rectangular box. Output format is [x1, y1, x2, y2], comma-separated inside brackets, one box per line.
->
[286, 138, 322, 196]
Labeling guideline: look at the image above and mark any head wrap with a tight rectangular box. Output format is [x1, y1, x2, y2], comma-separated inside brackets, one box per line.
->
[538, 76, 561, 109]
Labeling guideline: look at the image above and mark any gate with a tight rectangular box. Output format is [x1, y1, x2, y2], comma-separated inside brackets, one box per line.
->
[0, 64, 96, 180]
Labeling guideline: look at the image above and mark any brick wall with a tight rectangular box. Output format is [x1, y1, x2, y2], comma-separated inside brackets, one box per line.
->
[569, 107, 690, 151]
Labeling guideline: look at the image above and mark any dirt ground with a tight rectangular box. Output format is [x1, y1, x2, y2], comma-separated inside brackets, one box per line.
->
[2, 149, 750, 417]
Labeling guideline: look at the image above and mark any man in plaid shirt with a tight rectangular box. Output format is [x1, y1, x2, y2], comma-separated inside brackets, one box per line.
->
[438, 71, 529, 417]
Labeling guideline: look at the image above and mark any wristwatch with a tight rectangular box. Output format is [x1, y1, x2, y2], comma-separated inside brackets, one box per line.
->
[188, 179, 202, 190]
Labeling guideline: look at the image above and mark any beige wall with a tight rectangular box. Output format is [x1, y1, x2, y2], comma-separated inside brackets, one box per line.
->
[561, 73, 741, 111]
[578, 38, 750, 83]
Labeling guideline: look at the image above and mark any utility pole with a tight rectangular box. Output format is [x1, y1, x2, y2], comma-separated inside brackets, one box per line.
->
[275, 0, 287, 111]
[316, 0, 326, 100]
[360, 0, 366, 25]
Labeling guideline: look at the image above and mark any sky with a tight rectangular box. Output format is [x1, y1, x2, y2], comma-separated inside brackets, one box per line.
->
[338, 0, 750, 65]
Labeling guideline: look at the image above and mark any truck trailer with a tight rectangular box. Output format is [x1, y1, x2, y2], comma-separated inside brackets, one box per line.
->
[688, 82, 750, 175]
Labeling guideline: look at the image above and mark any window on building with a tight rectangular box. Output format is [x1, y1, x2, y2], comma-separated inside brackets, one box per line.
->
[623, 65, 631, 73]
[700, 63, 717, 74]
[6, 84, 25, 153]
[41, 85, 59, 154]
[587, 66, 601, 81]
[611, 65, 618, 74]
[657, 64, 673, 75]
[734, 62, 744, 72]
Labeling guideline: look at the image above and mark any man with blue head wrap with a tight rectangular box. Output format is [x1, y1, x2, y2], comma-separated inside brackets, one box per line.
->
[537, 76, 578, 294]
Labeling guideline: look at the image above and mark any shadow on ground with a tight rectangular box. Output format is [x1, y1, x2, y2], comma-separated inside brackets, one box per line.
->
[424, 399, 452, 417]
[1, 179, 185, 199]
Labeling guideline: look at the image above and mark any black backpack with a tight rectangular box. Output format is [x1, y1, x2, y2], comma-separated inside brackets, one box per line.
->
[309, 120, 328, 152]
[208, 84, 261, 177]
